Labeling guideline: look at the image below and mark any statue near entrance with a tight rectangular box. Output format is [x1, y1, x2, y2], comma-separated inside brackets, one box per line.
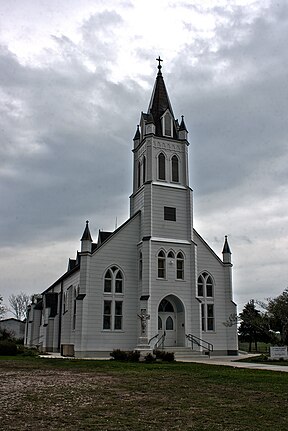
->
[137, 309, 150, 336]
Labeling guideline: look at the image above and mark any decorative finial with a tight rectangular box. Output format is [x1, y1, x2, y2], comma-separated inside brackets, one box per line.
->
[156, 56, 163, 71]
[86, 220, 89, 225]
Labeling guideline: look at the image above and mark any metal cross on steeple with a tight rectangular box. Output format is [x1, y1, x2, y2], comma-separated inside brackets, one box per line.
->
[156, 56, 163, 70]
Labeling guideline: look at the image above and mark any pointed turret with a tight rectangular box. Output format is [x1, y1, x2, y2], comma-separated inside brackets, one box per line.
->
[81, 220, 92, 252]
[179, 115, 188, 140]
[133, 124, 141, 149]
[222, 235, 232, 264]
[133, 125, 140, 141]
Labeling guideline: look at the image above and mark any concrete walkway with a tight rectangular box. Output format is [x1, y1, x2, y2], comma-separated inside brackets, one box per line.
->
[40, 352, 288, 372]
[183, 354, 288, 372]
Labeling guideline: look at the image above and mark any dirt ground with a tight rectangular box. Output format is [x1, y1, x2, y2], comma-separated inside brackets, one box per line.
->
[0, 366, 116, 431]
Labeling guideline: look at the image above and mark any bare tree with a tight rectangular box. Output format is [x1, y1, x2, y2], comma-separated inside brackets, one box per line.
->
[8, 292, 31, 321]
[0, 295, 6, 319]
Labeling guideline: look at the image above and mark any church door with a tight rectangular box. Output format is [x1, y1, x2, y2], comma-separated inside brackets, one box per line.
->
[158, 299, 177, 347]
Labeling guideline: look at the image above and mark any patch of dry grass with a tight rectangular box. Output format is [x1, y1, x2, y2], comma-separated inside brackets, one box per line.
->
[0, 358, 288, 430]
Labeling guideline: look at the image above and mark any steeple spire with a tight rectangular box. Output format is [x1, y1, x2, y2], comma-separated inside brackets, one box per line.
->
[81, 220, 92, 242]
[222, 235, 232, 264]
[147, 57, 175, 137]
[81, 220, 92, 253]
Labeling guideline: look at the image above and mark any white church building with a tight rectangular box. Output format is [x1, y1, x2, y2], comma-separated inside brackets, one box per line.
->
[25, 60, 238, 358]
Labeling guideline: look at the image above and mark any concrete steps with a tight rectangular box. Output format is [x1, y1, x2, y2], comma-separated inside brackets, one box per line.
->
[161, 347, 205, 361]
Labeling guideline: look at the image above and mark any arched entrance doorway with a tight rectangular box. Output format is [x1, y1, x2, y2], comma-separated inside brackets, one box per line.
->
[158, 295, 185, 347]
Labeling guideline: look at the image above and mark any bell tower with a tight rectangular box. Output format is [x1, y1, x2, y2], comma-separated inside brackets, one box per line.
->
[130, 58, 193, 242]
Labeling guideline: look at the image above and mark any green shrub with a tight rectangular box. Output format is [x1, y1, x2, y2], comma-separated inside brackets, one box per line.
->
[17, 345, 39, 357]
[0, 340, 18, 356]
[144, 353, 156, 363]
[127, 350, 140, 362]
[110, 349, 128, 361]
[110, 349, 140, 362]
[154, 350, 175, 362]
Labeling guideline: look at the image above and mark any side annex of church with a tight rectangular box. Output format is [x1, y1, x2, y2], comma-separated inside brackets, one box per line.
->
[25, 61, 238, 357]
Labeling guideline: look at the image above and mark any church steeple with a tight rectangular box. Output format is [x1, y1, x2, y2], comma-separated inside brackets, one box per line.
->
[130, 59, 192, 241]
[146, 57, 176, 138]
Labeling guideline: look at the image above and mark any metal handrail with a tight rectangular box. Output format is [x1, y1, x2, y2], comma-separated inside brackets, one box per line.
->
[186, 333, 213, 357]
[148, 333, 159, 346]
[155, 331, 166, 349]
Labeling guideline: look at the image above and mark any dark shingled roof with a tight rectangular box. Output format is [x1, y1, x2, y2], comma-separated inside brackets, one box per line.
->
[147, 66, 176, 137]
[68, 258, 76, 271]
[98, 230, 113, 245]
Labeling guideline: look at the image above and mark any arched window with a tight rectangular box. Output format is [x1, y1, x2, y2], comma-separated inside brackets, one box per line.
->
[139, 252, 143, 280]
[104, 267, 124, 294]
[166, 316, 174, 330]
[163, 111, 172, 137]
[158, 153, 166, 180]
[172, 155, 179, 182]
[168, 251, 174, 259]
[198, 272, 214, 332]
[103, 266, 124, 331]
[142, 156, 146, 183]
[115, 270, 123, 293]
[158, 251, 166, 278]
[137, 161, 141, 188]
[104, 270, 112, 293]
[176, 252, 184, 280]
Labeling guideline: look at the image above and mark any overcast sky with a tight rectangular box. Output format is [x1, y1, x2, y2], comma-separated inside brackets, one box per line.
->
[1, 0, 288, 317]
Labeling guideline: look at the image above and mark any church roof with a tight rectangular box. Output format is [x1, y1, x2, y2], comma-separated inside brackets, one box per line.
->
[147, 58, 176, 137]
[98, 230, 113, 244]
[81, 220, 92, 242]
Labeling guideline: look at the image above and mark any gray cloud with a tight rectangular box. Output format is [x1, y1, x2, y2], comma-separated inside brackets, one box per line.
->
[1, 1, 288, 314]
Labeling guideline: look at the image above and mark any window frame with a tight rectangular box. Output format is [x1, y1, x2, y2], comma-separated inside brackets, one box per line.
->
[158, 152, 166, 181]
[157, 251, 166, 279]
[207, 304, 214, 331]
[63, 290, 68, 314]
[142, 156, 146, 184]
[171, 155, 179, 182]
[176, 252, 184, 280]
[103, 300, 112, 330]
[139, 251, 143, 280]
[198, 272, 215, 332]
[103, 266, 124, 331]
[164, 206, 176, 221]
[137, 160, 141, 188]
[162, 111, 173, 137]
[114, 300, 123, 330]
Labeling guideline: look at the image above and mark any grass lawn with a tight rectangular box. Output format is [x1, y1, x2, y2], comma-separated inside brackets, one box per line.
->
[237, 355, 288, 366]
[0, 356, 288, 431]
